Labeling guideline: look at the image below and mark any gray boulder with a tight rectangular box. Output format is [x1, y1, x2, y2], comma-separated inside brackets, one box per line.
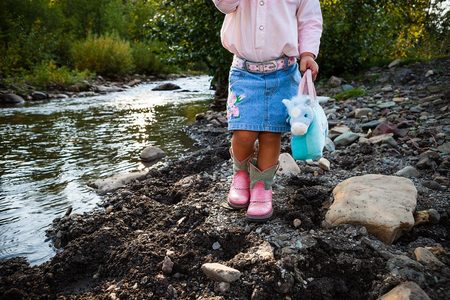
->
[91, 171, 147, 194]
[325, 174, 417, 244]
[0, 93, 25, 105]
[396, 166, 420, 178]
[94, 85, 124, 94]
[140, 146, 166, 162]
[379, 281, 430, 300]
[152, 83, 181, 91]
[31, 91, 48, 100]
[388, 58, 402, 68]
[334, 131, 360, 146]
[327, 76, 342, 88]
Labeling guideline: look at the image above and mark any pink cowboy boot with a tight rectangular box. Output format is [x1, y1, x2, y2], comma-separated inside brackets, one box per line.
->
[246, 161, 279, 221]
[227, 150, 252, 209]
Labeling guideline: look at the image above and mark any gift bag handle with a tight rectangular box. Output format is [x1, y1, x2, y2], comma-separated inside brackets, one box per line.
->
[298, 69, 317, 102]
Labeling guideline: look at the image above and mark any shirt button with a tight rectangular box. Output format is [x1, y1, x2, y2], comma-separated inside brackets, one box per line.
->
[259, 25, 264, 30]
[260, 1, 264, 5]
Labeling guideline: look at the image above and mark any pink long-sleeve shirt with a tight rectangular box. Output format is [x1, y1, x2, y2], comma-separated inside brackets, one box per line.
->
[213, 0, 323, 63]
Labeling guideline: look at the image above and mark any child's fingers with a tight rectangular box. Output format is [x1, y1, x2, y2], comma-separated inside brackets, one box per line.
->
[300, 57, 319, 80]
[299, 58, 307, 73]
[305, 60, 319, 81]
[311, 63, 319, 81]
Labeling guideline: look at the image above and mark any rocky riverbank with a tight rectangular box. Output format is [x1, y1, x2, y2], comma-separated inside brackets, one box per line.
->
[0, 73, 187, 105]
[0, 58, 449, 299]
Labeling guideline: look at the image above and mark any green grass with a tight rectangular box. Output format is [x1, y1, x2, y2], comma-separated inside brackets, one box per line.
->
[334, 88, 365, 100]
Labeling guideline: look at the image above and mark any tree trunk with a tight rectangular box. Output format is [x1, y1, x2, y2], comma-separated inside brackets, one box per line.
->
[210, 67, 229, 111]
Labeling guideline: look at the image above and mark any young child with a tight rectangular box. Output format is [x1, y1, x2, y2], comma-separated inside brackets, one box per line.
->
[213, 0, 322, 221]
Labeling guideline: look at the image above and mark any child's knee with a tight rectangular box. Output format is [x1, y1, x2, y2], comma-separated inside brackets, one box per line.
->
[258, 132, 281, 144]
[233, 130, 258, 145]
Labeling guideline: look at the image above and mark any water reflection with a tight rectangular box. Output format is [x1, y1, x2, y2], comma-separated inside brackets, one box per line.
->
[0, 76, 213, 264]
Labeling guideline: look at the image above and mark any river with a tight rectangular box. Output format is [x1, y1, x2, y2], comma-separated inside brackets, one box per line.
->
[0, 75, 213, 265]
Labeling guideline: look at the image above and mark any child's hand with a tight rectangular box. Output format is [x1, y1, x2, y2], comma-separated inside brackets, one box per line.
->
[300, 53, 319, 81]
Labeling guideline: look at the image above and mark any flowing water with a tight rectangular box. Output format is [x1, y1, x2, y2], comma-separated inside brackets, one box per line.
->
[0, 76, 214, 265]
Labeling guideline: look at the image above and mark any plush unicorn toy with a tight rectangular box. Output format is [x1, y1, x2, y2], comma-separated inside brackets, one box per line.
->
[282, 70, 328, 160]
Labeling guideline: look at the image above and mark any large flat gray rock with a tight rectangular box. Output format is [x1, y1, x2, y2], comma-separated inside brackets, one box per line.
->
[91, 171, 147, 194]
[325, 174, 417, 244]
[379, 281, 430, 300]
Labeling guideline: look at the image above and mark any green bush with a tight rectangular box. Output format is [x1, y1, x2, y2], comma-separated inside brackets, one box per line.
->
[131, 41, 166, 75]
[25, 60, 92, 89]
[71, 34, 133, 77]
[0, 0, 67, 75]
[318, 0, 449, 76]
[0, 23, 63, 76]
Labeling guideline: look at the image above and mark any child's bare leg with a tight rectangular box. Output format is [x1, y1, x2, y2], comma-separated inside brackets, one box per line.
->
[257, 132, 281, 170]
[231, 130, 259, 160]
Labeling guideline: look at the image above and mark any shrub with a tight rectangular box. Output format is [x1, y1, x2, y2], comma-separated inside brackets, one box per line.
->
[131, 41, 166, 75]
[25, 60, 92, 89]
[71, 34, 133, 77]
[318, 0, 449, 76]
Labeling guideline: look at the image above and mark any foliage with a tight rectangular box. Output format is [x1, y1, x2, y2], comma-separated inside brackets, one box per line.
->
[0, 0, 448, 89]
[0, 0, 161, 79]
[131, 41, 166, 75]
[71, 34, 134, 77]
[127, 1, 159, 40]
[334, 88, 366, 100]
[146, 0, 233, 97]
[24, 60, 92, 89]
[0, 0, 65, 75]
[318, 0, 449, 75]
[57, 0, 127, 39]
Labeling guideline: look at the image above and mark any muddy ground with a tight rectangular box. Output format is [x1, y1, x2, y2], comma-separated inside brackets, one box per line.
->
[0, 58, 449, 300]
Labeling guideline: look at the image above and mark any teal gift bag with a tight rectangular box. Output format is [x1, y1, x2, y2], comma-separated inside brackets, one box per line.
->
[282, 70, 328, 161]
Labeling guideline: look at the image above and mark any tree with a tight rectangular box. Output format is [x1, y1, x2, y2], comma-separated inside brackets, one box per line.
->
[319, 0, 449, 74]
[146, 0, 232, 99]
[0, 0, 65, 73]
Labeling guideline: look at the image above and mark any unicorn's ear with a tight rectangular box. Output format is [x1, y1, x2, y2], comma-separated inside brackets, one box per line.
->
[282, 99, 291, 109]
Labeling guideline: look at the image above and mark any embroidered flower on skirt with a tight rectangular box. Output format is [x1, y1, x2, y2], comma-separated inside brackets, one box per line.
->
[227, 89, 246, 120]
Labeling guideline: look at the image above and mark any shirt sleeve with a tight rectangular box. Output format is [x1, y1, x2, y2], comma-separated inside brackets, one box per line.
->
[212, 0, 240, 14]
[297, 0, 323, 58]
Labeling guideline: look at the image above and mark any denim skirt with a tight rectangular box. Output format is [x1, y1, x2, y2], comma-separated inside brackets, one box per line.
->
[226, 63, 300, 133]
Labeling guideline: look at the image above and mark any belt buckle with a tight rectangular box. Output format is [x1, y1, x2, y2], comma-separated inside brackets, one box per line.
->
[258, 63, 265, 73]
[269, 61, 277, 72]
[262, 61, 277, 73]
[245, 61, 254, 72]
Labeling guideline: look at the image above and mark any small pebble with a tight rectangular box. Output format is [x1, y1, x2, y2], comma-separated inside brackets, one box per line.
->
[212, 241, 221, 250]
[162, 256, 174, 274]
[215, 282, 230, 293]
[293, 219, 302, 228]
[105, 206, 113, 214]
[318, 157, 331, 171]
